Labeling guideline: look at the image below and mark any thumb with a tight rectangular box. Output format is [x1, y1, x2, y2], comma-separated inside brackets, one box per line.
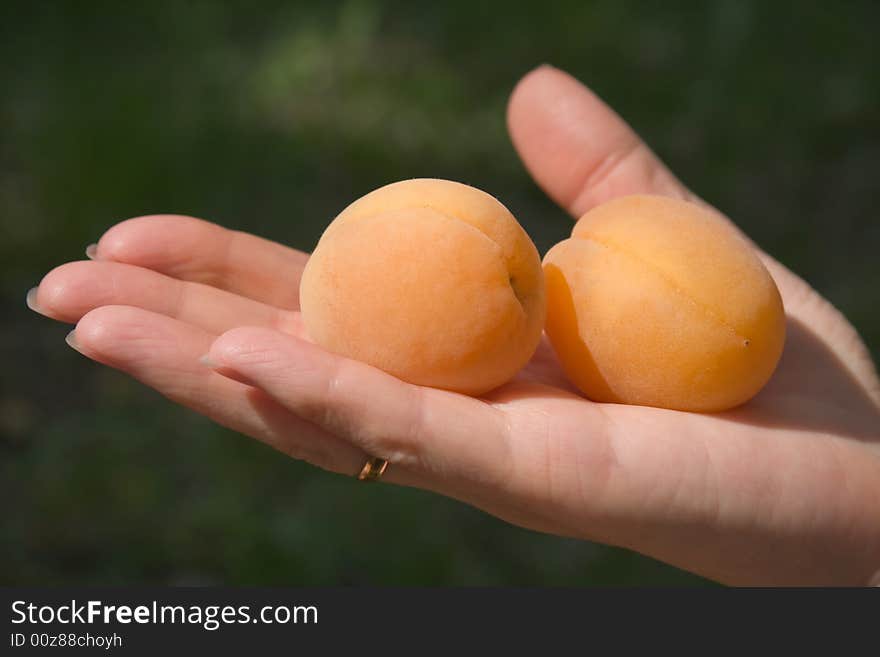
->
[507, 64, 693, 218]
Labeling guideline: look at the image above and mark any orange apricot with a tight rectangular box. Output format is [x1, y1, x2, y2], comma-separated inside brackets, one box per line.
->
[299, 178, 546, 395]
[543, 194, 786, 412]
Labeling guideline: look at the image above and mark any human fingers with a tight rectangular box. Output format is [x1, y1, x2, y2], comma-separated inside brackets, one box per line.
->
[29, 260, 306, 337]
[507, 64, 695, 219]
[69, 305, 362, 473]
[203, 326, 514, 497]
[90, 214, 309, 309]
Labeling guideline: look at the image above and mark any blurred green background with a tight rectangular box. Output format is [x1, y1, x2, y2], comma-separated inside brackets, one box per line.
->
[2, 1, 877, 586]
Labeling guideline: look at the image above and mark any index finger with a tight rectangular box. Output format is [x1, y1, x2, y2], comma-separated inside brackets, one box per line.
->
[507, 65, 695, 219]
[204, 326, 514, 496]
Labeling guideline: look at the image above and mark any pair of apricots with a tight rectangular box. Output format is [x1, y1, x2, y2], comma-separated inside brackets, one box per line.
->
[299, 179, 786, 412]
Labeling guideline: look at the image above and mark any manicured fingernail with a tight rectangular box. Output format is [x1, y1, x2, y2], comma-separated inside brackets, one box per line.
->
[85, 243, 98, 260]
[26, 287, 40, 312]
[65, 329, 81, 353]
[198, 353, 217, 367]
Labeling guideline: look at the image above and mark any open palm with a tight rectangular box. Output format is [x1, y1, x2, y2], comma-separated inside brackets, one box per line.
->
[30, 66, 880, 585]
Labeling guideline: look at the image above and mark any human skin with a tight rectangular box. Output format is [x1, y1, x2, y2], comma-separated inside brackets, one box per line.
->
[28, 65, 880, 585]
[300, 178, 546, 395]
[543, 194, 786, 412]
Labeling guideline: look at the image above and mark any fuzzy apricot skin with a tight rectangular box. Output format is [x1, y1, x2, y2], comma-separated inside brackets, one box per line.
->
[543, 194, 786, 413]
[299, 179, 546, 396]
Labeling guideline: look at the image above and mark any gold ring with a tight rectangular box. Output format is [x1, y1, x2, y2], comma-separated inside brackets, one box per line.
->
[357, 456, 388, 482]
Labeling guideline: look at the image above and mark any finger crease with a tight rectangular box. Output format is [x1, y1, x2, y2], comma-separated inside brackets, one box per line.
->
[568, 136, 643, 213]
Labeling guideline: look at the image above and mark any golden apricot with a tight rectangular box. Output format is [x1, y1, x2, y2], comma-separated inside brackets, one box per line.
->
[299, 178, 546, 395]
[543, 194, 786, 412]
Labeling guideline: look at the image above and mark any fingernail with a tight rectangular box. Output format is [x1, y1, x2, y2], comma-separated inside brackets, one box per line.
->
[85, 243, 98, 260]
[198, 353, 217, 367]
[25, 287, 41, 313]
[65, 329, 82, 353]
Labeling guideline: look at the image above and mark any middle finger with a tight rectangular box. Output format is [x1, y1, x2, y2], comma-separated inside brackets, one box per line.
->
[31, 260, 307, 338]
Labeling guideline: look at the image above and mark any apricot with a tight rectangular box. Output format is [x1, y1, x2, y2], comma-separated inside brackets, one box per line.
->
[543, 194, 785, 412]
[299, 178, 546, 395]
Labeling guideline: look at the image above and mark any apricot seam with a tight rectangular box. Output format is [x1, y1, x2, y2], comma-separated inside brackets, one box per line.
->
[426, 206, 529, 314]
[573, 233, 752, 346]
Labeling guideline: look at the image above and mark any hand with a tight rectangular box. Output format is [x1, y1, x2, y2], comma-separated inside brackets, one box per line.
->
[29, 65, 880, 586]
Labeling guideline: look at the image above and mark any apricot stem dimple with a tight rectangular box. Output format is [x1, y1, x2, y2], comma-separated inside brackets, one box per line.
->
[427, 202, 528, 313]
[508, 275, 529, 311]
